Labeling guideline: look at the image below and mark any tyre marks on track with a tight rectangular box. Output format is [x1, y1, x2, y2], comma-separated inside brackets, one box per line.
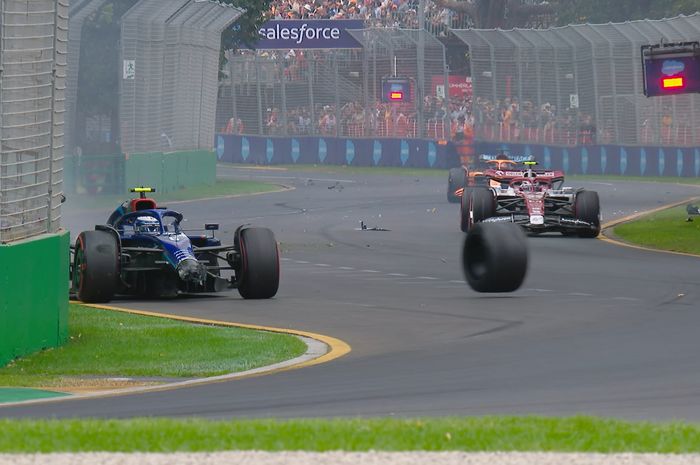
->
[280, 258, 643, 301]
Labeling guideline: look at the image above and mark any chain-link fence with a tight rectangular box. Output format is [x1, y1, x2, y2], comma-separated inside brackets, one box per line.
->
[452, 14, 700, 147]
[119, 0, 243, 155]
[220, 28, 449, 140]
[0, 0, 68, 243]
[64, 0, 107, 158]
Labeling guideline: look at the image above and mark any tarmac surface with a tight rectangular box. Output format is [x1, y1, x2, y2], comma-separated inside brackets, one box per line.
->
[2, 166, 700, 421]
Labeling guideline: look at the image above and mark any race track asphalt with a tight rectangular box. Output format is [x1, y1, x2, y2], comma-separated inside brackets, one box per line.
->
[2, 166, 700, 421]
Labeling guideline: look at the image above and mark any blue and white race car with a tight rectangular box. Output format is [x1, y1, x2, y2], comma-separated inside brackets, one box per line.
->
[71, 187, 279, 303]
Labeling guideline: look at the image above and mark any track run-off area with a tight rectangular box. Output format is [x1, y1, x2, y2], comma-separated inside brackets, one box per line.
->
[2, 166, 700, 421]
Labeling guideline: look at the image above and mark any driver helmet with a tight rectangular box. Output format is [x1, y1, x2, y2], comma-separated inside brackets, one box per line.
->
[520, 180, 534, 192]
[134, 216, 160, 235]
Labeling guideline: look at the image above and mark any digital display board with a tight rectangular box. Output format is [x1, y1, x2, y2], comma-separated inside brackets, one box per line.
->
[642, 42, 700, 97]
[381, 77, 412, 103]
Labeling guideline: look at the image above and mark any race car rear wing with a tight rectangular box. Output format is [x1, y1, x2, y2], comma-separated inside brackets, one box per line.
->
[482, 168, 565, 183]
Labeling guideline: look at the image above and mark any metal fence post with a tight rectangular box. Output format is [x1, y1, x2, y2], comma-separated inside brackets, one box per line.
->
[255, 53, 263, 135]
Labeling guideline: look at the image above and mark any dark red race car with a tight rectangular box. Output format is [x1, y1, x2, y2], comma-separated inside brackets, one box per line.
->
[460, 162, 600, 238]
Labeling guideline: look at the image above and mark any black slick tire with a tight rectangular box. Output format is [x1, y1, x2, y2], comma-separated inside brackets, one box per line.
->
[237, 227, 280, 299]
[574, 190, 601, 238]
[73, 230, 119, 303]
[447, 168, 465, 203]
[460, 187, 494, 233]
[462, 222, 528, 293]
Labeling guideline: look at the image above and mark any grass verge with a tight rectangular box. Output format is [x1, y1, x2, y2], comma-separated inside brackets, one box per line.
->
[613, 204, 700, 255]
[1, 416, 700, 452]
[66, 179, 284, 210]
[0, 304, 307, 389]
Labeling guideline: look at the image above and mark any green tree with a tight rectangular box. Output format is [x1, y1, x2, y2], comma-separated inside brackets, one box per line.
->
[220, 0, 272, 50]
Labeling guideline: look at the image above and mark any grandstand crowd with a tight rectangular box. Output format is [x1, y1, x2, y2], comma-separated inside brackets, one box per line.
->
[265, 0, 468, 32]
[221, 1, 699, 147]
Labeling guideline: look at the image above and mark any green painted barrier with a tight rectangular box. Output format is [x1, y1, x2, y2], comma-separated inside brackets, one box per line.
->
[125, 150, 216, 193]
[64, 150, 215, 195]
[0, 232, 69, 367]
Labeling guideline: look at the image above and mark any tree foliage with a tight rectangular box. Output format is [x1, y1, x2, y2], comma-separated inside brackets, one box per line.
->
[220, 0, 272, 50]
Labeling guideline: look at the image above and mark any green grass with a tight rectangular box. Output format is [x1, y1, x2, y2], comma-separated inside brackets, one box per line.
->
[1, 416, 700, 452]
[0, 304, 307, 388]
[613, 204, 700, 255]
[67, 179, 282, 210]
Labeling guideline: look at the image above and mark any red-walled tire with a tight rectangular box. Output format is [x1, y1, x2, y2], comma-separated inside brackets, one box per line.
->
[73, 230, 119, 303]
[237, 227, 280, 299]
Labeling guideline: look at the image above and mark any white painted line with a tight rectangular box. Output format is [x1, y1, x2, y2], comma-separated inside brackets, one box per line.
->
[388, 273, 408, 277]
[314, 263, 331, 267]
[338, 266, 355, 270]
[448, 280, 464, 284]
[416, 276, 439, 280]
[526, 288, 554, 292]
[295, 260, 310, 264]
[360, 269, 381, 273]
[568, 292, 593, 296]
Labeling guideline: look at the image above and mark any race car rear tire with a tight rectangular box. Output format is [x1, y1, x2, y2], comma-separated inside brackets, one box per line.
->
[447, 168, 465, 203]
[460, 187, 494, 233]
[574, 190, 601, 238]
[73, 230, 119, 303]
[462, 222, 528, 293]
[237, 227, 280, 299]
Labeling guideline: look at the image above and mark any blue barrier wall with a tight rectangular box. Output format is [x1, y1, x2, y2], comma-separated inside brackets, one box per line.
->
[216, 134, 450, 168]
[216, 134, 700, 177]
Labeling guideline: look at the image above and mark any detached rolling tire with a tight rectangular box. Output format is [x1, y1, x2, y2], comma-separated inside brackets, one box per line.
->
[574, 190, 601, 238]
[237, 227, 280, 299]
[73, 230, 119, 303]
[462, 222, 528, 293]
[460, 187, 494, 233]
[447, 168, 465, 203]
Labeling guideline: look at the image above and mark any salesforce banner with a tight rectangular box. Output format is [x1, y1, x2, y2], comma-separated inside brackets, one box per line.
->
[256, 20, 364, 49]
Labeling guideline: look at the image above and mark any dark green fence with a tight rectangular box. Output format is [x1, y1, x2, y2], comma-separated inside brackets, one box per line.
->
[0, 232, 69, 367]
[64, 150, 216, 194]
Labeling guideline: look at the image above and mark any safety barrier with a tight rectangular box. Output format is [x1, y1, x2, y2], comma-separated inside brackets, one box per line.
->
[216, 134, 700, 177]
[476, 142, 700, 177]
[64, 150, 216, 194]
[216, 134, 452, 169]
[0, 232, 69, 367]
[125, 150, 216, 193]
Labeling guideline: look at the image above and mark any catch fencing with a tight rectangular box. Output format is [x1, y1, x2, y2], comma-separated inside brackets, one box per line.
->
[119, 0, 243, 155]
[452, 14, 700, 147]
[0, 0, 68, 243]
[220, 28, 450, 141]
